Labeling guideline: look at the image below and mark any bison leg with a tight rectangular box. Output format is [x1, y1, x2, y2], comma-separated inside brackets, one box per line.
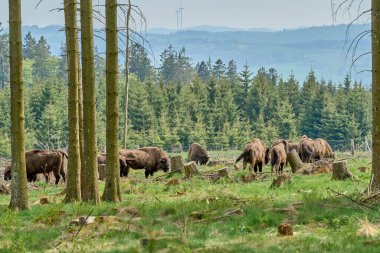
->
[258, 161, 263, 173]
[60, 168, 66, 183]
[145, 169, 150, 179]
[53, 169, 61, 185]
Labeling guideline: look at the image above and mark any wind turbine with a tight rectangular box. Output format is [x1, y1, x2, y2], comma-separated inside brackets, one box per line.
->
[179, 5, 184, 30]
[176, 9, 180, 30]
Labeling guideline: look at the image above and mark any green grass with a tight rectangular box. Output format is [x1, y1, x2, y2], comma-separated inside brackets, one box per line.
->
[0, 154, 379, 252]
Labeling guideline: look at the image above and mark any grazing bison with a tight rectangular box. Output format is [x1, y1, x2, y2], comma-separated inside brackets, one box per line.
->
[4, 150, 67, 184]
[298, 135, 314, 163]
[119, 147, 171, 178]
[265, 140, 288, 175]
[312, 138, 334, 160]
[288, 142, 300, 153]
[235, 138, 266, 173]
[188, 143, 210, 165]
[96, 153, 128, 177]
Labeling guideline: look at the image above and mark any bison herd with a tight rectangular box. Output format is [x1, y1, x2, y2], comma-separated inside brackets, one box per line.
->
[235, 135, 334, 175]
[1, 136, 334, 183]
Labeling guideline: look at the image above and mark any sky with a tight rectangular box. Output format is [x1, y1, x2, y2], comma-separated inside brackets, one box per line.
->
[0, 0, 371, 30]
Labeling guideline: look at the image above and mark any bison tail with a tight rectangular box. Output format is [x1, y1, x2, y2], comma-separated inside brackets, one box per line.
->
[235, 151, 247, 164]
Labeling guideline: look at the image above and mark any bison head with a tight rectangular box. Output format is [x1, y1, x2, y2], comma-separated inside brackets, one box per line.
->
[3, 166, 11, 180]
[159, 156, 171, 172]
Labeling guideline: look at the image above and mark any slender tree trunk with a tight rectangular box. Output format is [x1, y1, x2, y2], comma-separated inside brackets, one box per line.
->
[8, 0, 28, 210]
[371, 0, 380, 192]
[78, 56, 85, 197]
[80, 0, 100, 203]
[122, 0, 132, 149]
[64, 0, 81, 202]
[102, 0, 121, 202]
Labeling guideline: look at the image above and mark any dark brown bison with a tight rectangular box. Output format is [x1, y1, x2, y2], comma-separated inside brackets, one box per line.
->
[265, 140, 288, 175]
[235, 138, 266, 173]
[298, 135, 314, 163]
[4, 150, 67, 184]
[312, 138, 334, 160]
[119, 147, 171, 178]
[188, 143, 210, 165]
[96, 153, 128, 177]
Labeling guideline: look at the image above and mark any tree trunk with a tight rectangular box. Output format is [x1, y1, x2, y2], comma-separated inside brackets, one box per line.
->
[80, 0, 100, 203]
[102, 0, 121, 202]
[170, 155, 184, 173]
[122, 0, 132, 149]
[64, 0, 81, 202]
[332, 161, 353, 180]
[78, 57, 85, 196]
[371, 0, 380, 192]
[8, 0, 29, 210]
[287, 150, 304, 173]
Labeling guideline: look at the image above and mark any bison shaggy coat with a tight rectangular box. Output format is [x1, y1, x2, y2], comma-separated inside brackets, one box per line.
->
[312, 138, 334, 160]
[266, 141, 288, 175]
[119, 147, 171, 178]
[298, 136, 314, 163]
[4, 150, 67, 184]
[188, 143, 210, 165]
[235, 139, 266, 173]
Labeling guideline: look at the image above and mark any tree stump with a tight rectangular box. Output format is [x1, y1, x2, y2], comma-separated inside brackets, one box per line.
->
[183, 161, 199, 179]
[207, 160, 226, 167]
[332, 160, 353, 180]
[170, 155, 184, 173]
[98, 164, 106, 180]
[0, 181, 10, 195]
[278, 223, 293, 236]
[358, 167, 369, 173]
[217, 167, 230, 178]
[287, 149, 304, 173]
[270, 173, 292, 188]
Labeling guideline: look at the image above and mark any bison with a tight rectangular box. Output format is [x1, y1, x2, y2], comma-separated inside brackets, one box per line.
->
[265, 140, 288, 175]
[119, 147, 171, 178]
[312, 138, 334, 160]
[298, 135, 314, 163]
[188, 143, 210, 165]
[4, 149, 67, 185]
[235, 138, 266, 174]
[288, 142, 300, 153]
[96, 153, 128, 177]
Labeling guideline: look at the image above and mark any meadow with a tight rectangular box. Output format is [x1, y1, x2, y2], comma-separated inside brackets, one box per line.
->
[0, 152, 379, 253]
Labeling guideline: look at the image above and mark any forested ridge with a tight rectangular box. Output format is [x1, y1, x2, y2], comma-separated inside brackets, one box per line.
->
[0, 31, 371, 157]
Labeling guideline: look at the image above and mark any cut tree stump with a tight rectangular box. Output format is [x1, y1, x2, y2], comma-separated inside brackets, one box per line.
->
[287, 149, 304, 173]
[183, 161, 199, 179]
[207, 160, 226, 167]
[278, 223, 293, 236]
[170, 155, 184, 173]
[358, 167, 369, 173]
[270, 173, 292, 188]
[332, 160, 353, 180]
[217, 167, 230, 178]
[98, 164, 106, 180]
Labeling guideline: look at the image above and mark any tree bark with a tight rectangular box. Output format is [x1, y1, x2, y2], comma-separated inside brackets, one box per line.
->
[170, 155, 184, 173]
[102, 0, 121, 202]
[371, 0, 380, 192]
[332, 161, 353, 180]
[122, 0, 132, 149]
[287, 150, 304, 173]
[183, 161, 199, 179]
[8, 0, 29, 210]
[64, 0, 81, 202]
[80, 0, 100, 203]
[78, 57, 85, 196]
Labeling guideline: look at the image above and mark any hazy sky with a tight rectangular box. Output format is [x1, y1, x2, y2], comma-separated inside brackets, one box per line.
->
[0, 0, 371, 30]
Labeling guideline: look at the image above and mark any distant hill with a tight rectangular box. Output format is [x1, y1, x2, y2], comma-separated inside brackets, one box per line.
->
[6, 24, 371, 84]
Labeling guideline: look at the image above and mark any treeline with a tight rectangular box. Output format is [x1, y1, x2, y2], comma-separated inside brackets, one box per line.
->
[0, 31, 371, 157]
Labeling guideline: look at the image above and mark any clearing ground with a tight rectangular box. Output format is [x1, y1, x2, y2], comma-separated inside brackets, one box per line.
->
[0, 152, 379, 253]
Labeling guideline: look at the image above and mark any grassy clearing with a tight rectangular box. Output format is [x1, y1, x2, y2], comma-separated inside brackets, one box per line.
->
[0, 154, 379, 253]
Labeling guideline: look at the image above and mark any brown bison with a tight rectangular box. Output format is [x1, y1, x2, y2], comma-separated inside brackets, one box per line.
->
[298, 135, 314, 163]
[4, 150, 67, 184]
[119, 147, 171, 178]
[265, 140, 288, 175]
[96, 153, 128, 177]
[188, 143, 210, 165]
[235, 138, 266, 173]
[288, 142, 300, 153]
[312, 138, 334, 160]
